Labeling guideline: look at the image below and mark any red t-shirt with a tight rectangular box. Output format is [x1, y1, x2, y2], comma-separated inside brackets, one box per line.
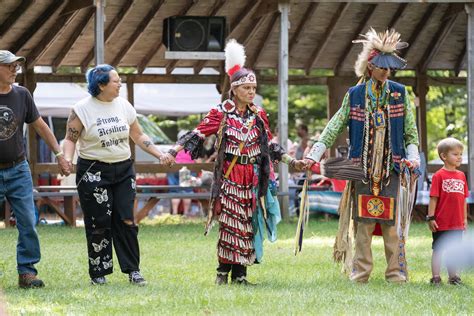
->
[429, 168, 469, 231]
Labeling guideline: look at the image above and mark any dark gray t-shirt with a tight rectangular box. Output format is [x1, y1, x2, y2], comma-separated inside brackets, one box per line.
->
[0, 85, 40, 163]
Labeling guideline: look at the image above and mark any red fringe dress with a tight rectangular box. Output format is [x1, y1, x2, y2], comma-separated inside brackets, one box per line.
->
[182, 102, 274, 266]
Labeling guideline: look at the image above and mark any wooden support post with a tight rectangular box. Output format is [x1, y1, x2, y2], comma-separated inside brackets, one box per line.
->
[326, 77, 353, 157]
[415, 72, 428, 157]
[94, 0, 105, 65]
[466, 4, 474, 187]
[127, 77, 136, 159]
[278, 0, 290, 220]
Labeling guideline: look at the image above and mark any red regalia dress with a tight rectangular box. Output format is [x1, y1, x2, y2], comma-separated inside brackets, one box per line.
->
[178, 100, 279, 266]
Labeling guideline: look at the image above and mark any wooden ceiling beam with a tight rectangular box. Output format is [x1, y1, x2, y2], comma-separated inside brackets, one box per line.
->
[333, 4, 377, 75]
[111, 0, 165, 67]
[165, 0, 200, 75]
[387, 3, 408, 29]
[228, 0, 261, 38]
[80, 0, 134, 71]
[0, 0, 34, 37]
[26, 1, 82, 68]
[418, 5, 459, 73]
[289, 2, 319, 54]
[137, 44, 164, 74]
[193, 60, 208, 75]
[16, 73, 466, 87]
[192, 0, 227, 75]
[208, 0, 226, 16]
[247, 13, 279, 70]
[400, 3, 437, 60]
[305, 2, 350, 74]
[52, 7, 95, 72]
[454, 44, 466, 76]
[9, 0, 63, 54]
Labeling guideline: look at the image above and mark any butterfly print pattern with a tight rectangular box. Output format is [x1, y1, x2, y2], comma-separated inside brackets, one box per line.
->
[92, 238, 109, 252]
[93, 189, 109, 204]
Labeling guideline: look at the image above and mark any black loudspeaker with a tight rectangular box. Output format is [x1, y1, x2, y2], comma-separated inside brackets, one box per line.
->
[163, 16, 226, 52]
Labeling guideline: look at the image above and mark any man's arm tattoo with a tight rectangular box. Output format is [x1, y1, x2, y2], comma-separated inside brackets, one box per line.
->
[143, 140, 152, 148]
[66, 127, 80, 142]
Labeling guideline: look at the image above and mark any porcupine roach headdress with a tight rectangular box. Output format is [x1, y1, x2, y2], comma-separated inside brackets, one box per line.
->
[353, 27, 409, 78]
[224, 39, 257, 87]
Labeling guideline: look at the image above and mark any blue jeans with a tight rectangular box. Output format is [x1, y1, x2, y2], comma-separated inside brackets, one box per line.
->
[0, 160, 41, 275]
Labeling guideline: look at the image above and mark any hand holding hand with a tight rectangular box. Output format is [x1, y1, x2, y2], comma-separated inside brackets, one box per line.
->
[57, 156, 71, 176]
[291, 159, 307, 172]
[160, 153, 176, 166]
[302, 158, 316, 170]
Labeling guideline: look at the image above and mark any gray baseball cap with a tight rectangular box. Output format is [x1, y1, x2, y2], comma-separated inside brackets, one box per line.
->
[0, 50, 25, 64]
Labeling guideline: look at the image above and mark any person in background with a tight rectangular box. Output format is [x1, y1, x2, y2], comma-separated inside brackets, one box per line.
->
[62, 64, 164, 286]
[167, 130, 195, 216]
[272, 127, 296, 158]
[0, 50, 70, 288]
[427, 137, 468, 286]
[295, 124, 309, 160]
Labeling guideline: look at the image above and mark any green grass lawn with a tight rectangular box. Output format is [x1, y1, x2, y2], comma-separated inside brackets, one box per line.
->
[0, 218, 472, 315]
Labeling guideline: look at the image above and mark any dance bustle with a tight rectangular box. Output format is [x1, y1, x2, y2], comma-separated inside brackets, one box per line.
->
[320, 157, 365, 181]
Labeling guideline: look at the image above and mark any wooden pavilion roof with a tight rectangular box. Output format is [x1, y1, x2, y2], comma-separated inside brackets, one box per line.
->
[0, 0, 471, 76]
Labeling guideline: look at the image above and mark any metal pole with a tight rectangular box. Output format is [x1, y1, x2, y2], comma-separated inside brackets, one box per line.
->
[466, 4, 474, 187]
[94, 0, 105, 65]
[278, 0, 290, 219]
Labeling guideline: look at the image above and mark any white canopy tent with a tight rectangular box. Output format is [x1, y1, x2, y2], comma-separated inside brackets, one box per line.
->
[32, 82, 222, 118]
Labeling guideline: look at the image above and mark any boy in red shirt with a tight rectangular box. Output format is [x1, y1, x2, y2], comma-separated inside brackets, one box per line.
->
[428, 137, 469, 285]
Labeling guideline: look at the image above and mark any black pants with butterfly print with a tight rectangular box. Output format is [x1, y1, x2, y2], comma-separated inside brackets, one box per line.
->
[76, 157, 139, 278]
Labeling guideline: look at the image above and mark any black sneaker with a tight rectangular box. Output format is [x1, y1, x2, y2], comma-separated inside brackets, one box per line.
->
[231, 277, 256, 286]
[215, 273, 228, 285]
[18, 273, 45, 289]
[129, 271, 147, 286]
[91, 276, 107, 285]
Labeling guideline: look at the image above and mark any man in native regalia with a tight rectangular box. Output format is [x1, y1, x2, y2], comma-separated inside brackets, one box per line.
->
[162, 39, 305, 285]
[304, 28, 420, 283]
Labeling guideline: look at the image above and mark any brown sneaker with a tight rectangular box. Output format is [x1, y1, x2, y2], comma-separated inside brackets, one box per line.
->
[19, 273, 45, 289]
[430, 276, 442, 286]
[448, 276, 463, 286]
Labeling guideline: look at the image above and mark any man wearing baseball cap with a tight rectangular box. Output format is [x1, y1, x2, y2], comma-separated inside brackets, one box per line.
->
[0, 50, 71, 288]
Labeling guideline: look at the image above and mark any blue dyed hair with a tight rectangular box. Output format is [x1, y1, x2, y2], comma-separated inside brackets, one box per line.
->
[86, 64, 115, 97]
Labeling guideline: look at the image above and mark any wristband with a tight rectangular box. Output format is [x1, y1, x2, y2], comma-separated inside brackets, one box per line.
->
[425, 215, 436, 222]
[55, 151, 64, 157]
[168, 149, 178, 158]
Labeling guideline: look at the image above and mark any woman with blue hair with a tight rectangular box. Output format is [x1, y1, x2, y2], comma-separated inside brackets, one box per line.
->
[62, 64, 164, 286]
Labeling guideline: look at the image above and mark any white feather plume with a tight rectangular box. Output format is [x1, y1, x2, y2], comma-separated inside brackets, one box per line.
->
[225, 39, 246, 74]
[353, 27, 406, 77]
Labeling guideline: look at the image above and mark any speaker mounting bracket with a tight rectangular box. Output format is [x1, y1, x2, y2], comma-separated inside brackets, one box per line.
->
[165, 51, 225, 60]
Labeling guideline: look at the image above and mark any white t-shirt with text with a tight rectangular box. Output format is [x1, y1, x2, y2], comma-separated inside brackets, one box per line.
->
[74, 96, 136, 163]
